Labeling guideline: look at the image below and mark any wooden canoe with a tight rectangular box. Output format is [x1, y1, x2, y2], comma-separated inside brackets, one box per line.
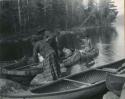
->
[106, 73, 125, 96]
[98, 58, 125, 70]
[0, 60, 16, 67]
[0, 63, 43, 86]
[0, 69, 107, 99]
[98, 59, 125, 96]
[0, 59, 125, 99]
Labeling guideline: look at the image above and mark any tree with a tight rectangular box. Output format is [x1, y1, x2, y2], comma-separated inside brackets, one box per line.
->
[99, 0, 118, 25]
[0, 0, 20, 36]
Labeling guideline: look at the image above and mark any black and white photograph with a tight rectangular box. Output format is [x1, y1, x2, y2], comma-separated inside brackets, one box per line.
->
[0, 0, 124, 99]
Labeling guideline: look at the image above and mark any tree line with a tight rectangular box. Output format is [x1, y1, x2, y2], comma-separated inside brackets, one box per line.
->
[0, 0, 118, 37]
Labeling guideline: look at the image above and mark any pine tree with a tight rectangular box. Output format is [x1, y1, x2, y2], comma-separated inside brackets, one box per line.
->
[0, 0, 20, 36]
[99, 0, 118, 25]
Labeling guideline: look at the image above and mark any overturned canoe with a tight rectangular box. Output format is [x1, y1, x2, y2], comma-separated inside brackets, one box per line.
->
[0, 69, 107, 99]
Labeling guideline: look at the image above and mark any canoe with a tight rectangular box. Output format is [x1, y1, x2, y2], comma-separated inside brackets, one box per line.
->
[0, 69, 107, 99]
[106, 73, 125, 96]
[0, 60, 16, 67]
[0, 58, 125, 99]
[98, 58, 125, 70]
[105, 62, 125, 96]
[0, 63, 43, 86]
[99, 59, 125, 96]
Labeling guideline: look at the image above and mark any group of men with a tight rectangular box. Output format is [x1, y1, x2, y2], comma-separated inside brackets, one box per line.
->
[31, 29, 62, 81]
[31, 29, 92, 82]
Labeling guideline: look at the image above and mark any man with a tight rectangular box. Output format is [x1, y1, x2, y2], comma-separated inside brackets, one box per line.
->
[31, 30, 61, 81]
[47, 31, 60, 58]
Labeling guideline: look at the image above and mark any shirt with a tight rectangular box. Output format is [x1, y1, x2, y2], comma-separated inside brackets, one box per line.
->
[33, 40, 54, 63]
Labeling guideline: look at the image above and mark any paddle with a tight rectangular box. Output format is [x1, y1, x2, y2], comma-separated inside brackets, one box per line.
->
[64, 78, 93, 86]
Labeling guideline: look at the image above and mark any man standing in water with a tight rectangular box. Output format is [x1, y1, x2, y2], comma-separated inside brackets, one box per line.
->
[31, 30, 61, 82]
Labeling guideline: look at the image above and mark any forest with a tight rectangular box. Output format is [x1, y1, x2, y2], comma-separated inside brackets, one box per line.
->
[0, 0, 118, 38]
[0, 0, 119, 60]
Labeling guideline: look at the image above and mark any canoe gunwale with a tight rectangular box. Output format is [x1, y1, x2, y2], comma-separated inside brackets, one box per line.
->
[0, 80, 105, 98]
[0, 68, 43, 76]
[96, 58, 125, 69]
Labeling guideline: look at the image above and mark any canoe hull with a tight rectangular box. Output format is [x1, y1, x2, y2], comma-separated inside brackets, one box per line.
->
[106, 73, 125, 96]
[99, 59, 125, 69]
[1, 82, 106, 99]
[1, 59, 125, 99]
[1, 65, 42, 86]
[1, 75, 36, 86]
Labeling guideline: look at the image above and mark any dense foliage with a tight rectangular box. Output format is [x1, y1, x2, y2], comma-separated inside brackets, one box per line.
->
[0, 0, 118, 36]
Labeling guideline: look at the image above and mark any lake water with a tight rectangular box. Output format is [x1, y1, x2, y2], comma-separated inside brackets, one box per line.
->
[93, 24, 125, 67]
[69, 21, 125, 74]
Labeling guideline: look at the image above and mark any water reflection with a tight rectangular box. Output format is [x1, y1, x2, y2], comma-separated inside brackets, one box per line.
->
[86, 26, 118, 45]
[69, 26, 125, 73]
[88, 26, 125, 67]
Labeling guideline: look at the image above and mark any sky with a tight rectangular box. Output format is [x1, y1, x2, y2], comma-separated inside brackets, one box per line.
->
[82, 0, 124, 15]
[113, 0, 124, 15]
